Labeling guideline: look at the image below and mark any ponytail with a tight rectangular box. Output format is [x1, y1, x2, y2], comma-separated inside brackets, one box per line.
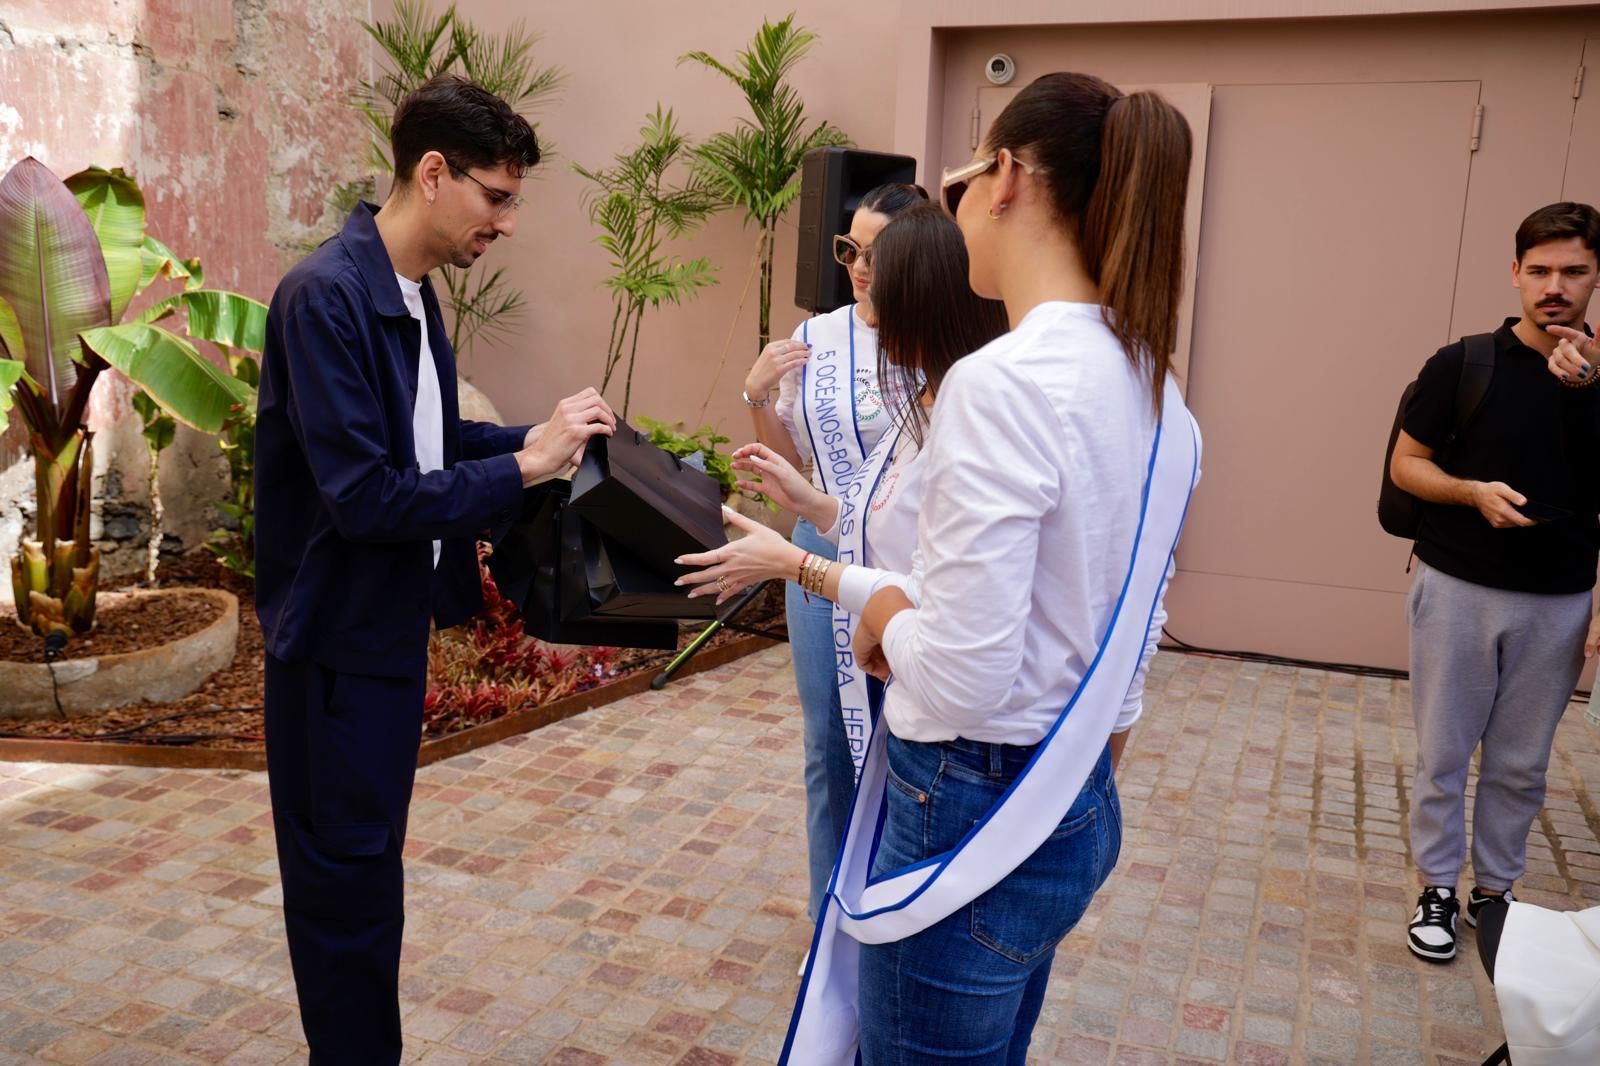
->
[1080, 92, 1191, 411]
[985, 74, 1192, 412]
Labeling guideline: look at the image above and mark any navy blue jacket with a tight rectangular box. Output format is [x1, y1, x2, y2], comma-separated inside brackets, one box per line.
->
[255, 203, 531, 677]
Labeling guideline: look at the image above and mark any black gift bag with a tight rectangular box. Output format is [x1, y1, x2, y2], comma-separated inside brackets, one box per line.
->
[488, 480, 680, 650]
[569, 421, 728, 577]
[560, 504, 719, 623]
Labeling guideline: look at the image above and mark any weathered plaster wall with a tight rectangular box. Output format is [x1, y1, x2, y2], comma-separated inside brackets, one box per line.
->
[0, 0, 372, 595]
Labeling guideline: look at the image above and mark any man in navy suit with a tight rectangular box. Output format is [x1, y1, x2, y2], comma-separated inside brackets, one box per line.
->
[254, 75, 615, 1062]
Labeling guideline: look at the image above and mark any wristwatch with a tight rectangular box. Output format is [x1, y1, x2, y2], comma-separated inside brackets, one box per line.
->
[743, 389, 773, 409]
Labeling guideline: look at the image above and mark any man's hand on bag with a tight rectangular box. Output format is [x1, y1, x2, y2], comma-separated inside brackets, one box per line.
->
[1470, 481, 1536, 529]
[517, 388, 616, 485]
[745, 338, 811, 398]
[1546, 325, 1595, 383]
[521, 425, 587, 470]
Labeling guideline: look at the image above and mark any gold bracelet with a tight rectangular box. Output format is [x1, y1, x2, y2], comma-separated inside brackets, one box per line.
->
[801, 555, 825, 595]
[808, 559, 832, 596]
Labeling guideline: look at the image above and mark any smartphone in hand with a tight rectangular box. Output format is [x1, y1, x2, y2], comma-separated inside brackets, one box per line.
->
[1513, 499, 1574, 524]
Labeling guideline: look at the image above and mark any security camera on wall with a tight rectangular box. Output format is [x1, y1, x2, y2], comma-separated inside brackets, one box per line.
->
[986, 53, 1016, 86]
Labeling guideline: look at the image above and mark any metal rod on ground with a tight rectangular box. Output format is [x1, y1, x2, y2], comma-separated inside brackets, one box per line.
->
[652, 581, 782, 690]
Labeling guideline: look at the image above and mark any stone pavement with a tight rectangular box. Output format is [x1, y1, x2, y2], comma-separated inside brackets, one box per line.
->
[1, 647, 1597, 1065]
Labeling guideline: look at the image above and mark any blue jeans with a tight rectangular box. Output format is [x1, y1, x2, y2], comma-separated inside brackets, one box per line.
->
[858, 737, 1121, 1065]
[786, 518, 856, 922]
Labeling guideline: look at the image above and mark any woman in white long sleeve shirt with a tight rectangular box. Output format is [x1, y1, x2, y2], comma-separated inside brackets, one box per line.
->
[682, 207, 1170, 762]
[833, 74, 1199, 1062]
[682, 183, 1192, 1066]
[739, 183, 926, 928]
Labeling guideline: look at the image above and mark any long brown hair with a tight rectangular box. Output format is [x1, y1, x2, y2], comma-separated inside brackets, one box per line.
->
[985, 73, 1190, 409]
[870, 205, 1009, 447]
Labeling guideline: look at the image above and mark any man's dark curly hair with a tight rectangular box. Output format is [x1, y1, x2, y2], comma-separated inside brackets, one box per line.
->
[391, 74, 540, 187]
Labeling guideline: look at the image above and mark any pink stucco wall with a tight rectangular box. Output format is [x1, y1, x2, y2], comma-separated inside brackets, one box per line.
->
[0, 0, 368, 310]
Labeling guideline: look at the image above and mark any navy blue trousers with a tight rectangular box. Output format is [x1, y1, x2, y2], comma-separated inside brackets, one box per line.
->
[265, 655, 424, 1065]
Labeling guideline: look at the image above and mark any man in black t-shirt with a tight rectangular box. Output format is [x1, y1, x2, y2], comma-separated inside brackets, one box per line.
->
[1390, 202, 1600, 963]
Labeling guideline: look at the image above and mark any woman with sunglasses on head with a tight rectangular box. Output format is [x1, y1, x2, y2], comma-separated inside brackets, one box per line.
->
[762, 74, 1202, 1063]
[683, 197, 1178, 1066]
[682, 202, 1009, 702]
[738, 182, 927, 927]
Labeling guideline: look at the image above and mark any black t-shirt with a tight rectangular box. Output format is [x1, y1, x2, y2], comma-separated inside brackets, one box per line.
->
[1403, 318, 1600, 594]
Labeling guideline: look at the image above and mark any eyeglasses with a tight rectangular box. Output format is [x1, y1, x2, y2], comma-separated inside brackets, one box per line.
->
[448, 162, 525, 218]
[940, 151, 1039, 217]
[833, 234, 873, 270]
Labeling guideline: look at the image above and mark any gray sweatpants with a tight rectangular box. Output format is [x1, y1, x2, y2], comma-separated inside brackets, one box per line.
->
[1407, 562, 1589, 891]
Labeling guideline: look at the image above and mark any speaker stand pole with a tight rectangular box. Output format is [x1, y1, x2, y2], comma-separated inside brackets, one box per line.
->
[651, 581, 787, 690]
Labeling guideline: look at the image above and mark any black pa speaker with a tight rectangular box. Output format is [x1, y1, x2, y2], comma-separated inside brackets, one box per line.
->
[794, 147, 917, 314]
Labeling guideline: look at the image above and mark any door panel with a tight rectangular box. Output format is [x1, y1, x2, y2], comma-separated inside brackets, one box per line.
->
[1167, 80, 1479, 668]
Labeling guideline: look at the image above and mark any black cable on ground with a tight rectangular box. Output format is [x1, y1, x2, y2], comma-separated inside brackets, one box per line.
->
[1159, 627, 1408, 680]
[1160, 627, 1593, 703]
[43, 631, 69, 720]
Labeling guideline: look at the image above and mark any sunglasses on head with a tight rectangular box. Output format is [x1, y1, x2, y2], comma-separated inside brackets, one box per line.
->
[833, 234, 873, 269]
[940, 151, 1040, 216]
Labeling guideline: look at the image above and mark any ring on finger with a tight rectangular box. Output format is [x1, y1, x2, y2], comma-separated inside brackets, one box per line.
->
[716, 577, 730, 593]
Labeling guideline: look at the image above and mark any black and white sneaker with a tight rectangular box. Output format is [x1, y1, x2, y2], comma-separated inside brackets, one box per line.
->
[1407, 885, 1459, 962]
[1464, 886, 1514, 929]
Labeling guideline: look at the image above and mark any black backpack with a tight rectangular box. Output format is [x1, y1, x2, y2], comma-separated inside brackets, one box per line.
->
[1378, 333, 1495, 539]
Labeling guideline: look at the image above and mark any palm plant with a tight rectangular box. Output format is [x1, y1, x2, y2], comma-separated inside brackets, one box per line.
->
[681, 14, 849, 356]
[357, 0, 562, 356]
[576, 106, 721, 419]
[0, 158, 264, 640]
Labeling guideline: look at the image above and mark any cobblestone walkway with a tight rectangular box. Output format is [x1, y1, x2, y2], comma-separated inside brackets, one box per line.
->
[2, 648, 1597, 1065]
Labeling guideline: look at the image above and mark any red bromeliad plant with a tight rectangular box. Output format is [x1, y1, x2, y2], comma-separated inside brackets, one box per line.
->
[423, 546, 620, 736]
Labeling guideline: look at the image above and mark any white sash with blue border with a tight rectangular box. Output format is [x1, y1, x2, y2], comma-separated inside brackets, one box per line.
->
[781, 379, 1202, 1064]
[799, 307, 874, 779]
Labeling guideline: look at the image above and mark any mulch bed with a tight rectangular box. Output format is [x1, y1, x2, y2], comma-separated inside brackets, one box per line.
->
[0, 588, 224, 664]
[0, 552, 785, 752]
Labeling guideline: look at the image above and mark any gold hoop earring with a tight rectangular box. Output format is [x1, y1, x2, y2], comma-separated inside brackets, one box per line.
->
[988, 205, 1005, 220]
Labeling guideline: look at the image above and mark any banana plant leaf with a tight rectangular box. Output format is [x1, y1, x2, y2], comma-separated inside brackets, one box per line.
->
[0, 360, 24, 435]
[137, 289, 268, 353]
[139, 234, 203, 294]
[0, 157, 113, 416]
[79, 321, 253, 434]
[0, 290, 26, 363]
[65, 166, 145, 322]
